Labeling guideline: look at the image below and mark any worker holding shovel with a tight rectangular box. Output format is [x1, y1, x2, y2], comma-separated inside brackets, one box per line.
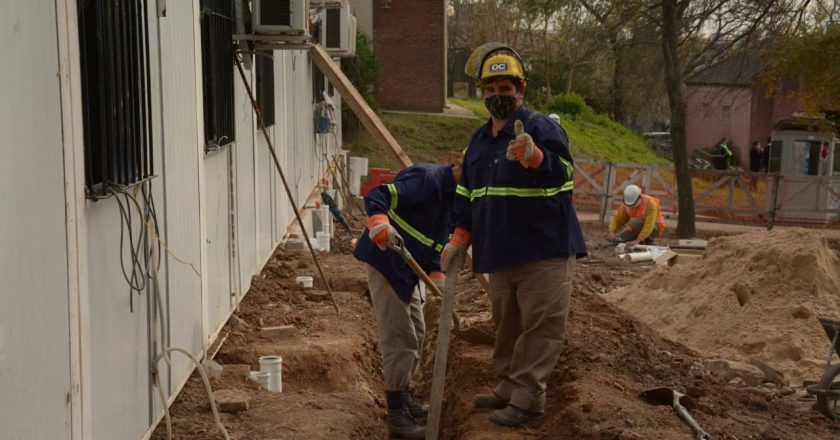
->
[442, 43, 587, 428]
[353, 157, 462, 440]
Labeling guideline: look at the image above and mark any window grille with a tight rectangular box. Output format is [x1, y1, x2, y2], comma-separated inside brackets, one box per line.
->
[256, 51, 275, 128]
[78, 0, 154, 197]
[200, 0, 235, 150]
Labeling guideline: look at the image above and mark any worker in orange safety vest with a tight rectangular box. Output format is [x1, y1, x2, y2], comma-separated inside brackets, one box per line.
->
[608, 184, 665, 246]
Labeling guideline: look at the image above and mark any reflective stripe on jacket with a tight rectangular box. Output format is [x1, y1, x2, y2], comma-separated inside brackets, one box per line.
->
[354, 164, 455, 303]
[609, 194, 665, 240]
[452, 107, 587, 273]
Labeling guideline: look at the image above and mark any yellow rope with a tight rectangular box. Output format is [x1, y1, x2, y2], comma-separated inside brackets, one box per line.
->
[132, 187, 202, 279]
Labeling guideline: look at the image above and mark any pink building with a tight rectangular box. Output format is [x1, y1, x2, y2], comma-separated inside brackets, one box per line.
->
[685, 56, 802, 167]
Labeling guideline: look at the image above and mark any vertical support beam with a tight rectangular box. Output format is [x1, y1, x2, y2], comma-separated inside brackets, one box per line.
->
[191, 0, 211, 355]
[56, 0, 91, 437]
[768, 174, 781, 230]
[599, 162, 615, 225]
[727, 176, 735, 210]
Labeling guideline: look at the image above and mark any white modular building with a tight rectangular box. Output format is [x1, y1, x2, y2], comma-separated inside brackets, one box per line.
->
[0, 0, 350, 438]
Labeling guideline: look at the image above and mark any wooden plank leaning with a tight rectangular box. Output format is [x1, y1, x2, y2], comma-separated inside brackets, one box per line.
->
[426, 261, 460, 440]
[309, 44, 413, 169]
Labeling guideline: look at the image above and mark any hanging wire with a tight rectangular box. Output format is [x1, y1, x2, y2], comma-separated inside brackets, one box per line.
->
[106, 182, 152, 312]
[104, 178, 201, 312]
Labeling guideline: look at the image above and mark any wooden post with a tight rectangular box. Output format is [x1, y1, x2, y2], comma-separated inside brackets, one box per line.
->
[599, 162, 615, 225]
[768, 174, 781, 230]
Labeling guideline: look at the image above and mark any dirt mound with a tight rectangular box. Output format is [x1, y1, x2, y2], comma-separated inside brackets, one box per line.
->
[607, 228, 840, 383]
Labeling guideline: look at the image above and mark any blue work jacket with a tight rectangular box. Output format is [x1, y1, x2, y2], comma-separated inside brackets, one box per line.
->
[453, 107, 587, 273]
[354, 164, 455, 303]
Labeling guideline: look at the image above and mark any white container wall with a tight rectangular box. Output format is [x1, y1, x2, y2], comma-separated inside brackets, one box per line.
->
[1, 2, 73, 438]
[0, 1, 347, 438]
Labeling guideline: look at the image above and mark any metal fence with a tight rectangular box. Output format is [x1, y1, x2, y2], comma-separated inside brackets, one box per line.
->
[572, 158, 840, 229]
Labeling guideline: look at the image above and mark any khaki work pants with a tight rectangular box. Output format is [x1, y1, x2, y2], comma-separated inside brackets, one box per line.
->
[617, 217, 660, 242]
[366, 264, 426, 392]
[488, 257, 575, 413]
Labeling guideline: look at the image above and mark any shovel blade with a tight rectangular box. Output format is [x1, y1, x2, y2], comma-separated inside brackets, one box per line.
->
[640, 387, 697, 410]
[641, 387, 675, 406]
[456, 327, 495, 346]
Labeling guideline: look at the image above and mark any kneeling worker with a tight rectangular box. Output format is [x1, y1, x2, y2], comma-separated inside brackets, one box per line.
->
[609, 184, 665, 246]
[353, 158, 461, 439]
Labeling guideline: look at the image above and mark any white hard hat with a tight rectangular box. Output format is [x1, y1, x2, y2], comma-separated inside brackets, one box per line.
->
[548, 113, 560, 123]
[623, 185, 642, 206]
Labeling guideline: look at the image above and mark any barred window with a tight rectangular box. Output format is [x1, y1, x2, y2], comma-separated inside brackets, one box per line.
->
[256, 52, 275, 128]
[78, 0, 154, 197]
[200, 0, 235, 151]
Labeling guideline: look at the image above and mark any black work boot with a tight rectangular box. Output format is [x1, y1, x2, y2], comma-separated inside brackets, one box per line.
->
[473, 392, 508, 409]
[489, 404, 542, 427]
[404, 389, 429, 418]
[387, 407, 426, 439]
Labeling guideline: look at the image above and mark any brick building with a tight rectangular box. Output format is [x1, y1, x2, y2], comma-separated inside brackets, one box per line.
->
[372, 0, 447, 112]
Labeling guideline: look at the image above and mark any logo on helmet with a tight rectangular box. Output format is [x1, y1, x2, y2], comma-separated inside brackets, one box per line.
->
[489, 63, 508, 72]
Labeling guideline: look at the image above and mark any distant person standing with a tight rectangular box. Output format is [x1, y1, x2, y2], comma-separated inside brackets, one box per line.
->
[712, 138, 732, 170]
[749, 141, 764, 172]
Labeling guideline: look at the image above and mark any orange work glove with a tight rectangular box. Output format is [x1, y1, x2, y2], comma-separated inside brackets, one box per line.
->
[367, 214, 400, 250]
[505, 120, 544, 169]
[440, 227, 471, 271]
[428, 271, 446, 295]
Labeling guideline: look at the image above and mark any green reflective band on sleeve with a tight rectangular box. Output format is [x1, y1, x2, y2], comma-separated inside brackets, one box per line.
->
[558, 156, 574, 179]
[466, 184, 573, 201]
[456, 184, 471, 198]
[384, 183, 443, 252]
[386, 183, 399, 211]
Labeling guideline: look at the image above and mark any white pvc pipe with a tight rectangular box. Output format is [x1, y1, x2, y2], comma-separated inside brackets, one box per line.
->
[259, 356, 283, 393]
[624, 252, 653, 263]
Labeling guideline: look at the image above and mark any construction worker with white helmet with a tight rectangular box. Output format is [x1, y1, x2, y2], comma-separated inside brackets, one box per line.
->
[441, 43, 587, 428]
[609, 184, 666, 246]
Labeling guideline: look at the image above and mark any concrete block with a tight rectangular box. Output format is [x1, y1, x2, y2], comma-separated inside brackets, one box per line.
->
[260, 325, 298, 339]
[212, 389, 250, 413]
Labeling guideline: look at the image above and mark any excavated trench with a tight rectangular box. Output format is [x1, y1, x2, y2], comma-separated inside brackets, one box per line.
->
[153, 223, 840, 440]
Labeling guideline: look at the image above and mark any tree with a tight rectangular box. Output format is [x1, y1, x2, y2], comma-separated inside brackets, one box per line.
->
[653, 0, 807, 237]
[578, 0, 647, 122]
[762, 24, 840, 114]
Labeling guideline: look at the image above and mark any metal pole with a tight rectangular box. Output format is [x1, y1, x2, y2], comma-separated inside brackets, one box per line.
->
[234, 57, 340, 314]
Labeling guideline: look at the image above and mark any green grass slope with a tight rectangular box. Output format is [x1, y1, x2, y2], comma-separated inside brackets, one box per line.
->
[345, 99, 670, 168]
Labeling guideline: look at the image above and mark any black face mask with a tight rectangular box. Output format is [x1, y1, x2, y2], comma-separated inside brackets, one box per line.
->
[484, 95, 518, 120]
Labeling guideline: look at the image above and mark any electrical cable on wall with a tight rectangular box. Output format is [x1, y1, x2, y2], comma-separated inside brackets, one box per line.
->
[106, 181, 156, 312]
[104, 179, 201, 312]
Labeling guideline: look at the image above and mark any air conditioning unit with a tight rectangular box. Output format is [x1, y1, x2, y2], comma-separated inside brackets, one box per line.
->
[322, 0, 356, 57]
[253, 0, 310, 35]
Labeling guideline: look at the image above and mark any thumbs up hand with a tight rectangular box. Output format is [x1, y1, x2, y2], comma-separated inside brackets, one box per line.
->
[506, 120, 544, 168]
